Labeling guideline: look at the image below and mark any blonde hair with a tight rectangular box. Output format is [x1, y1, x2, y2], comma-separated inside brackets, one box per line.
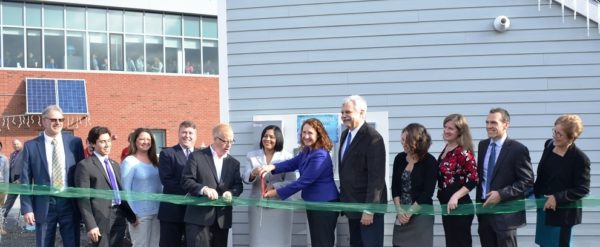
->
[443, 114, 474, 152]
[554, 114, 584, 141]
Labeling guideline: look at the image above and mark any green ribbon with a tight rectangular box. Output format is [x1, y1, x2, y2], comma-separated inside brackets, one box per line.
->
[2, 183, 598, 215]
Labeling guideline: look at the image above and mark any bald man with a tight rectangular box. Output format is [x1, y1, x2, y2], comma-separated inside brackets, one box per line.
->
[181, 124, 243, 247]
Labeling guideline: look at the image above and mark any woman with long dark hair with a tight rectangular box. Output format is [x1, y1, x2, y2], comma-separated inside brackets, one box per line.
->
[121, 128, 162, 247]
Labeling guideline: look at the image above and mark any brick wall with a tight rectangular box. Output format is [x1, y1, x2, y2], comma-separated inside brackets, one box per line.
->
[0, 68, 220, 160]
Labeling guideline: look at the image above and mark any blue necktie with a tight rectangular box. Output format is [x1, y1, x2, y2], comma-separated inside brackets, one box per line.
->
[343, 132, 352, 159]
[486, 143, 497, 194]
[104, 158, 121, 205]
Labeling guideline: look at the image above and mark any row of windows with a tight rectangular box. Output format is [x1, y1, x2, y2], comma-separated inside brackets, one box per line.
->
[0, 1, 219, 75]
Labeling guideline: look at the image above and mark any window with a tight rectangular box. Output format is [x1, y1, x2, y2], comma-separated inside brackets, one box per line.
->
[109, 10, 123, 32]
[165, 15, 181, 36]
[110, 34, 124, 71]
[26, 4, 42, 27]
[125, 35, 144, 72]
[146, 36, 163, 72]
[66, 7, 85, 30]
[3, 2, 23, 26]
[3, 28, 24, 68]
[184, 39, 201, 74]
[26, 29, 42, 68]
[67, 31, 86, 70]
[202, 40, 218, 75]
[165, 38, 181, 73]
[184, 16, 200, 38]
[89, 33, 108, 70]
[125, 11, 143, 33]
[44, 30, 65, 69]
[88, 8, 107, 31]
[44, 5, 64, 29]
[145, 13, 162, 35]
[149, 129, 166, 155]
[0, 3, 218, 74]
[202, 17, 217, 38]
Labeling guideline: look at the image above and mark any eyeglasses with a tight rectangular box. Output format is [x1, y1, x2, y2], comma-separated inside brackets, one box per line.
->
[45, 118, 64, 123]
[552, 128, 564, 138]
[216, 136, 235, 145]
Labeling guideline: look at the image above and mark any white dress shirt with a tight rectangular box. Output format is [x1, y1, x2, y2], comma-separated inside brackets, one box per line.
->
[44, 132, 66, 186]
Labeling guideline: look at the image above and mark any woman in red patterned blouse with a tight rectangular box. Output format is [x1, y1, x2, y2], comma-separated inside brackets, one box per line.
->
[437, 114, 479, 247]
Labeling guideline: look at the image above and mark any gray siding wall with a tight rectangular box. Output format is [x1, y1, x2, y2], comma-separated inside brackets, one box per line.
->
[224, 0, 600, 246]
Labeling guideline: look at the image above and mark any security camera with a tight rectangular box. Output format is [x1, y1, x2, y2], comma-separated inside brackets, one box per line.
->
[493, 16, 510, 32]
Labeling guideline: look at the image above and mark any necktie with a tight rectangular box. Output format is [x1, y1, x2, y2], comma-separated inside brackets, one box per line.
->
[486, 142, 497, 194]
[104, 158, 121, 205]
[51, 139, 63, 189]
[343, 132, 352, 159]
[186, 148, 191, 159]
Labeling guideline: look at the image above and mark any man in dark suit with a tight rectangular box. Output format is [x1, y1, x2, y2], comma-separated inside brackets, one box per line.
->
[3, 139, 23, 218]
[476, 107, 534, 247]
[338, 95, 387, 247]
[181, 123, 243, 247]
[158, 120, 197, 246]
[20, 105, 84, 247]
[74, 126, 137, 247]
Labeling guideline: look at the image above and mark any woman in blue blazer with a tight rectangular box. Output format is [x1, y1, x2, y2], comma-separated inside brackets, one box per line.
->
[262, 118, 339, 247]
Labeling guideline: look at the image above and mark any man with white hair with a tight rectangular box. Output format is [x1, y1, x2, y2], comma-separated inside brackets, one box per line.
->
[339, 95, 387, 247]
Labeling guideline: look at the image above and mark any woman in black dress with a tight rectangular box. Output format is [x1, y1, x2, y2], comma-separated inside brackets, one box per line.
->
[391, 123, 437, 247]
[534, 114, 590, 247]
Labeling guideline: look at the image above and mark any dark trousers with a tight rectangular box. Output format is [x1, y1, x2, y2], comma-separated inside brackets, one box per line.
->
[185, 223, 228, 247]
[306, 209, 339, 247]
[347, 213, 384, 247]
[160, 221, 186, 247]
[36, 197, 80, 247]
[442, 214, 474, 247]
[558, 226, 572, 247]
[91, 206, 128, 247]
[477, 215, 517, 247]
[2, 193, 19, 218]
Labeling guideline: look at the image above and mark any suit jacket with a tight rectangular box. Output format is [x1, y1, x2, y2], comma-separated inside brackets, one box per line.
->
[476, 137, 534, 230]
[74, 155, 136, 231]
[534, 139, 590, 226]
[338, 123, 387, 218]
[158, 144, 189, 223]
[20, 133, 84, 224]
[273, 148, 339, 202]
[9, 150, 23, 183]
[181, 147, 243, 229]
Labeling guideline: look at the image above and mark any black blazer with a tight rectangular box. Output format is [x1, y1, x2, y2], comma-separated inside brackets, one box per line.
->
[338, 123, 387, 218]
[74, 155, 136, 231]
[391, 152, 438, 205]
[476, 138, 534, 230]
[534, 139, 590, 226]
[158, 144, 189, 223]
[181, 147, 243, 229]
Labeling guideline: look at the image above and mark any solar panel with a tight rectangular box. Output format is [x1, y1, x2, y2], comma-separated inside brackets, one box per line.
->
[58, 80, 88, 114]
[25, 78, 88, 114]
[26, 79, 57, 114]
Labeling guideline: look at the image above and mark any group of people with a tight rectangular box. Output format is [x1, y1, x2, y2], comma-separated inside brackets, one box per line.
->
[1, 94, 591, 247]
[240, 96, 590, 247]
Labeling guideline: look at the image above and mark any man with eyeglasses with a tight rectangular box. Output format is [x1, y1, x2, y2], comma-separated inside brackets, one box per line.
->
[20, 105, 85, 247]
[181, 123, 243, 247]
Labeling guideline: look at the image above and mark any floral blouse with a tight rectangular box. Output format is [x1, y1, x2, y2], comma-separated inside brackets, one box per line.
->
[437, 145, 478, 203]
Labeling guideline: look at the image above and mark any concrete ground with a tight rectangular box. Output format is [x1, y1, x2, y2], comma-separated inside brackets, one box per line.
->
[0, 198, 98, 246]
